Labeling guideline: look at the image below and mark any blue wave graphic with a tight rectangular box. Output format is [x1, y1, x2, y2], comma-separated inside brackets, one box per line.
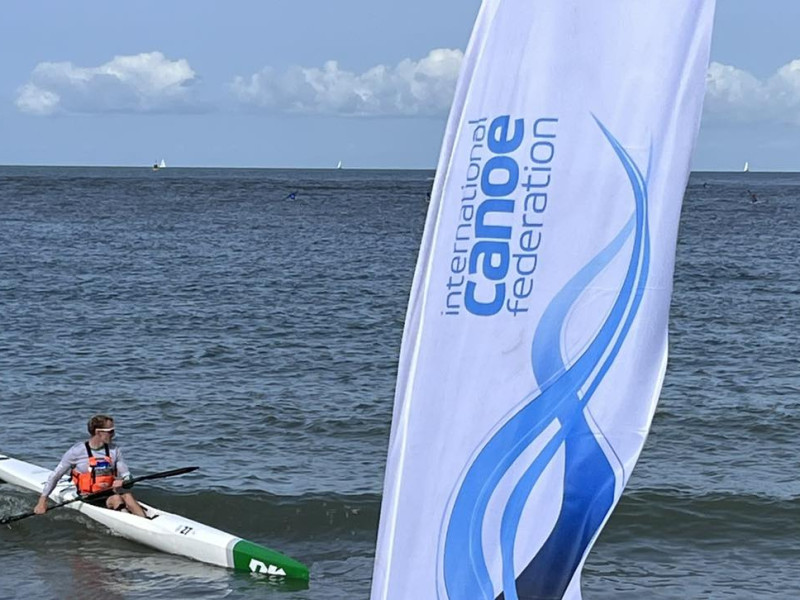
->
[441, 118, 651, 600]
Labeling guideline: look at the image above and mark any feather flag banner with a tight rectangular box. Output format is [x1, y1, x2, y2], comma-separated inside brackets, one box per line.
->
[371, 1, 716, 599]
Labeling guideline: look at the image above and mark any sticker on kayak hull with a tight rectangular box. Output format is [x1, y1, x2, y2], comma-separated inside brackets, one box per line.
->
[249, 559, 286, 577]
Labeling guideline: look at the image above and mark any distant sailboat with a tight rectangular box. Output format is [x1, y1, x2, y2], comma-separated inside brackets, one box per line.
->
[153, 158, 166, 171]
[336, 160, 343, 170]
[743, 161, 749, 172]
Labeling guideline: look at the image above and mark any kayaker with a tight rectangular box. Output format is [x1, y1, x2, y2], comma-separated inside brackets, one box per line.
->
[33, 414, 147, 518]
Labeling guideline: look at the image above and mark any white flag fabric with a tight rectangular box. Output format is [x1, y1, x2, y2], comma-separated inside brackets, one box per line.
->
[371, 1, 716, 599]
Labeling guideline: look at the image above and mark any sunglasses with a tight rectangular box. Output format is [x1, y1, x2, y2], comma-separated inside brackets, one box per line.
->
[96, 427, 115, 435]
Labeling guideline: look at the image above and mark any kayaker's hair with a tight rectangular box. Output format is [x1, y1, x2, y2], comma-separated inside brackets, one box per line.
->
[88, 414, 113, 435]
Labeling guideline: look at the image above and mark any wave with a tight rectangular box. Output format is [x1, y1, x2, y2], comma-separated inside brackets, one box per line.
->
[605, 487, 800, 542]
[137, 485, 800, 544]
[6, 482, 797, 546]
[135, 488, 382, 540]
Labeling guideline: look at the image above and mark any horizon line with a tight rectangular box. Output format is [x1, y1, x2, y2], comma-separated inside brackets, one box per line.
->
[1, 164, 793, 174]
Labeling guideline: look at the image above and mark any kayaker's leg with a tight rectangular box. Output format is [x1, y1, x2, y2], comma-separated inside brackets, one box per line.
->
[106, 494, 125, 510]
[107, 491, 146, 517]
[120, 492, 147, 517]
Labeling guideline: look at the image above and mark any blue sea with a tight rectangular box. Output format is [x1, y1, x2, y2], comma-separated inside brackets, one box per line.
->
[0, 167, 798, 599]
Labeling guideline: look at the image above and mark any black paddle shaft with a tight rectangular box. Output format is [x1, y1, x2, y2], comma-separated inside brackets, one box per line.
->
[1, 466, 199, 525]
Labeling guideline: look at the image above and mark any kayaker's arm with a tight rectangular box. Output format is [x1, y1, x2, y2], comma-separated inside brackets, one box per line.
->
[111, 447, 133, 492]
[34, 448, 79, 513]
[114, 447, 131, 481]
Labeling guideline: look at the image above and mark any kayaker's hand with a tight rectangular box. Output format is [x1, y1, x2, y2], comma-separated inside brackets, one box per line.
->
[112, 478, 125, 492]
[33, 497, 48, 515]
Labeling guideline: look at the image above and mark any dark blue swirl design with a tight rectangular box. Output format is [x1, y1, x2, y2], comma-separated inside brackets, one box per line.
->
[441, 117, 650, 600]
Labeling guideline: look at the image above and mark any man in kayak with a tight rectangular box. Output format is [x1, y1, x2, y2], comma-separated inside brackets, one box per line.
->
[33, 414, 147, 517]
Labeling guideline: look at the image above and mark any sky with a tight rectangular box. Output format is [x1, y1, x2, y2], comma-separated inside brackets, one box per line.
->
[2, 1, 800, 171]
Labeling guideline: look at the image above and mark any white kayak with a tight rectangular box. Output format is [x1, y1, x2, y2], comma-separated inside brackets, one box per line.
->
[0, 453, 309, 581]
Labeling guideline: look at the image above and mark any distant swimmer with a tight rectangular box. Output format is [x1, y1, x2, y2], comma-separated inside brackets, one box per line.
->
[747, 189, 758, 203]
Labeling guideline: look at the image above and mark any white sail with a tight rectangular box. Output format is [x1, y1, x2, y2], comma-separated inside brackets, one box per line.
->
[159, 158, 167, 169]
[743, 161, 749, 172]
[337, 160, 343, 169]
[371, 1, 716, 599]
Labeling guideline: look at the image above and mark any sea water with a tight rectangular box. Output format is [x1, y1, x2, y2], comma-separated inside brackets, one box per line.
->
[0, 167, 797, 599]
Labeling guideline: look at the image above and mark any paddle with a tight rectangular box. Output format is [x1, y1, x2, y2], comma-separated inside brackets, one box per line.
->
[0, 466, 199, 525]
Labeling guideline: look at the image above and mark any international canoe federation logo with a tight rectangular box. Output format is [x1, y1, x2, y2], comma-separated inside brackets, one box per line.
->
[439, 117, 650, 600]
[442, 114, 558, 319]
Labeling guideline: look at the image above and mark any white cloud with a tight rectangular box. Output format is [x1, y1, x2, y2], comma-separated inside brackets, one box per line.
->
[19, 49, 800, 126]
[231, 48, 464, 116]
[706, 60, 800, 125]
[232, 51, 800, 124]
[15, 52, 200, 115]
[15, 83, 60, 116]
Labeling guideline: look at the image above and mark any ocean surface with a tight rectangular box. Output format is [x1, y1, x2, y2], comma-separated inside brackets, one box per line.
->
[0, 167, 797, 599]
